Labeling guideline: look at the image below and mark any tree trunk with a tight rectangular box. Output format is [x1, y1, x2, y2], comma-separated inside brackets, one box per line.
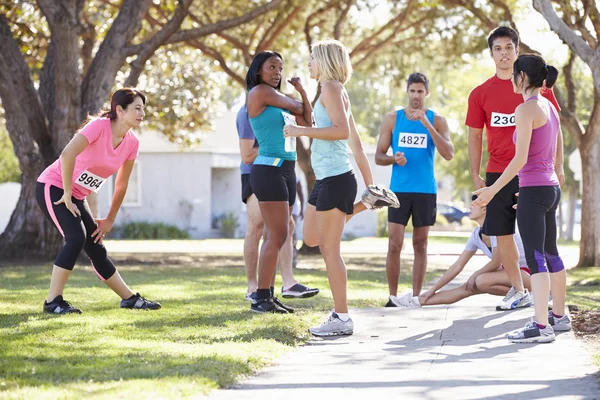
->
[577, 112, 600, 267]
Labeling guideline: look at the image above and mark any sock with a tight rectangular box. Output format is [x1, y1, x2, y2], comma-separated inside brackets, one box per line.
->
[535, 322, 547, 330]
[552, 312, 563, 319]
[412, 296, 421, 306]
[257, 288, 271, 300]
[333, 312, 350, 322]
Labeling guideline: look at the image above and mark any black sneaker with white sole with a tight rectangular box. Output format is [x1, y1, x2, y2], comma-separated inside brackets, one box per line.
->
[43, 295, 82, 315]
[273, 297, 294, 313]
[120, 293, 161, 310]
[251, 297, 288, 314]
[281, 283, 319, 299]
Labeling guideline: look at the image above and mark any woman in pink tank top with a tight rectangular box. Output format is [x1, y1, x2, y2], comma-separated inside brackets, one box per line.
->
[472, 54, 570, 344]
[36, 88, 161, 314]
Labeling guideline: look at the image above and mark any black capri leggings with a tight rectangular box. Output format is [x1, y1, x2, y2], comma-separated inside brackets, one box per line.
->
[516, 185, 565, 275]
[36, 182, 117, 280]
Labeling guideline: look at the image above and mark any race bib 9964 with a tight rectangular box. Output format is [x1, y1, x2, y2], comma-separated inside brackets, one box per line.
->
[75, 170, 106, 193]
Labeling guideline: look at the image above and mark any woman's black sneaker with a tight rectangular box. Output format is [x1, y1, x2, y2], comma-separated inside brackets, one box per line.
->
[273, 297, 294, 313]
[250, 297, 288, 314]
[43, 295, 82, 314]
[120, 293, 161, 310]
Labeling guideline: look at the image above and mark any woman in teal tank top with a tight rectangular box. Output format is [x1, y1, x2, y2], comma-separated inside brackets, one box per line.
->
[245, 51, 313, 314]
[283, 40, 399, 337]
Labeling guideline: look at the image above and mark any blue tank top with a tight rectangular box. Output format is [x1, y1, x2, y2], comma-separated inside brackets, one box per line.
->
[310, 97, 353, 180]
[249, 105, 296, 162]
[390, 109, 437, 194]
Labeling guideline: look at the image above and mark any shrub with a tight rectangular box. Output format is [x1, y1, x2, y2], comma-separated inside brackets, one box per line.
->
[219, 212, 239, 238]
[110, 222, 190, 239]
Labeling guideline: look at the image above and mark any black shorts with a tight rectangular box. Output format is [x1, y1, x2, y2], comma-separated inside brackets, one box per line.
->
[308, 171, 357, 214]
[388, 193, 436, 227]
[241, 174, 253, 203]
[482, 173, 519, 236]
[249, 160, 296, 206]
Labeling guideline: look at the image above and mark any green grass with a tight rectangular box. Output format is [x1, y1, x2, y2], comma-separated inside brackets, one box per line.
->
[0, 253, 443, 399]
[566, 266, 600, 310]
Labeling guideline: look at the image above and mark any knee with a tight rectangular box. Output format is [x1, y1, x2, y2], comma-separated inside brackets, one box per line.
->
[303, 227, 318, 247]
[65, 230, 86, 252]
[318, 243, 340, 260]
[267, 229, 287, 248]
[85, 244, 116, 280]
[388, 240, 402, 254]
[412, 238, 428, 254]
[473, 275, 488, 292]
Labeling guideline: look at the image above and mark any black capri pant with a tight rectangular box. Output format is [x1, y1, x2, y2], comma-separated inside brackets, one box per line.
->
[36, 182, 117, 280]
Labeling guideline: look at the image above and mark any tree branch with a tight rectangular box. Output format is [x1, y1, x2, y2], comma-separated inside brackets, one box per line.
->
[187, 39, 245, 87]
[0, 15, 55, 168]
[131, 0, 284, 50]
[81, 0, 152, 119]
[333, 0, 353, 40]
[533, 0, 595, 66]
[37, 0, 82, 151]
[124, 0, 193, 87]
[259, 4, 302, 51]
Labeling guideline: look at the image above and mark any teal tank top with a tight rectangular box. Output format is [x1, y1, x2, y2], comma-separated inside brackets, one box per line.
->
[310, 97, 353, 180]
[390, 109, 436, 194]
[249, 105, 296, 162]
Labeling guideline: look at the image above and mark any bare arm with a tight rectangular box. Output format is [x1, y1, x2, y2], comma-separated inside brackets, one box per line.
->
[427, 250, 475, 294]
[107, 159, 135, 222]
[430, 114, 454, 160]
[239, 139, 258, 164]
[348, 112, 374, 187]
[284, 81, 349, 140]
[60, 134, 90, 197]
[468, 127, 485, 190]
[247, 84, 305, 117]
[473, 105, 533, 206]
[375, 113, 396, 166]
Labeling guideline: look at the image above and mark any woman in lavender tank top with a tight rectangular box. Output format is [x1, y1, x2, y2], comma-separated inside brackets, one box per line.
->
[472, 54, 571, 344]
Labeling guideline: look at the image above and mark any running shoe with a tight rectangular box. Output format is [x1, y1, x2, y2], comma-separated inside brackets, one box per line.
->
[43, 295, 82, 315]
[548, 310, 572, 332]
[245, 292, 258, 303]
[120, 293, 161, 310]
[361, 185, 400, 209]
[496, 287, 533, 311]
[250, 297, 288, 314]
[507, 320, 555, 343]
[310, 312, 354, 337]
[282, 283, 319, 298]
[390, 292, 420, 308]
[273, 296, 294, 313]
[385, 296, 397, 307]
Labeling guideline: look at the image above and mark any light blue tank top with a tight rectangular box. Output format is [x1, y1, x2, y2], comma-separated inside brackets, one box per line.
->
[390, 109, 436, 194]
[249, 105, 296, 162]
[310, 98, 353, 180]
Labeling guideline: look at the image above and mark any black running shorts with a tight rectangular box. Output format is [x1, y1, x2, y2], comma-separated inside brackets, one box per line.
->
[388, 192, 437, 227]
[308, 170, 357, 215]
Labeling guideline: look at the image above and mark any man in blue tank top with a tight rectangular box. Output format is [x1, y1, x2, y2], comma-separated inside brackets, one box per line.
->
[375, 73, 454, 306]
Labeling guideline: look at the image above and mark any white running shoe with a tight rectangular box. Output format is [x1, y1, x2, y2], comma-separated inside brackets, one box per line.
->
[508, 320, 555, 343]
[361, 185, 400, 209]
[548, 310, 572, 332]
[390, 292, 419, 308]
[496, 287, 533, 311]
[310, 312, 354, 337]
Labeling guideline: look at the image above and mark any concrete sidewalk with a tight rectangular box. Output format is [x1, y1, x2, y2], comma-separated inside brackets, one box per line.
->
[208, 258, 600, 400]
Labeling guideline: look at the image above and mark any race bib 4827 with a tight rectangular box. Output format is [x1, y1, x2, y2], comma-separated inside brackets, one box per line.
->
[398, 132, 427, 148]
[490, 112, 516, 127]
[75, 170, 107, 193]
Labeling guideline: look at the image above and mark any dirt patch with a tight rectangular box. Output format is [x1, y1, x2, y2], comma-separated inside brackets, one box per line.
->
[572, 309, 600, 336]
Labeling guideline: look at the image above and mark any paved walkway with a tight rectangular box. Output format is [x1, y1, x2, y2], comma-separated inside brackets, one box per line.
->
[208, 254, 599, 400]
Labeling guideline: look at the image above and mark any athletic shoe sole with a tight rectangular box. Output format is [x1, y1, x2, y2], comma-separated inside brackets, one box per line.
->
[509, 334, 556, 343]
[496, 300, 533, 311]
[310, 329, 353, 337]
[282, 289, 319, 299]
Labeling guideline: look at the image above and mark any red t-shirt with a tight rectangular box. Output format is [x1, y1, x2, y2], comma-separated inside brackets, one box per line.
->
[465, 75, 560, 173]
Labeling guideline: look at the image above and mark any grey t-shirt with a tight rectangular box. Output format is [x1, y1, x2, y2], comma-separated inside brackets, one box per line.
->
[236, 105, 258, 175]
[464, 226, 527, 268]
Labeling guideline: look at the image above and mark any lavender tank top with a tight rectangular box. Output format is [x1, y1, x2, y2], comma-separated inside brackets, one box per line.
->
[513, 96, 559, 187]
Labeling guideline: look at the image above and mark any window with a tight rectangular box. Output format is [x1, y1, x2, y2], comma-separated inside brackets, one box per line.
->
[106, 160, 142, 207]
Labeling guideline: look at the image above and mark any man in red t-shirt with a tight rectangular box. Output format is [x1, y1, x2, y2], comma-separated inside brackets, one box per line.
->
[465, 26, 560, 311]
